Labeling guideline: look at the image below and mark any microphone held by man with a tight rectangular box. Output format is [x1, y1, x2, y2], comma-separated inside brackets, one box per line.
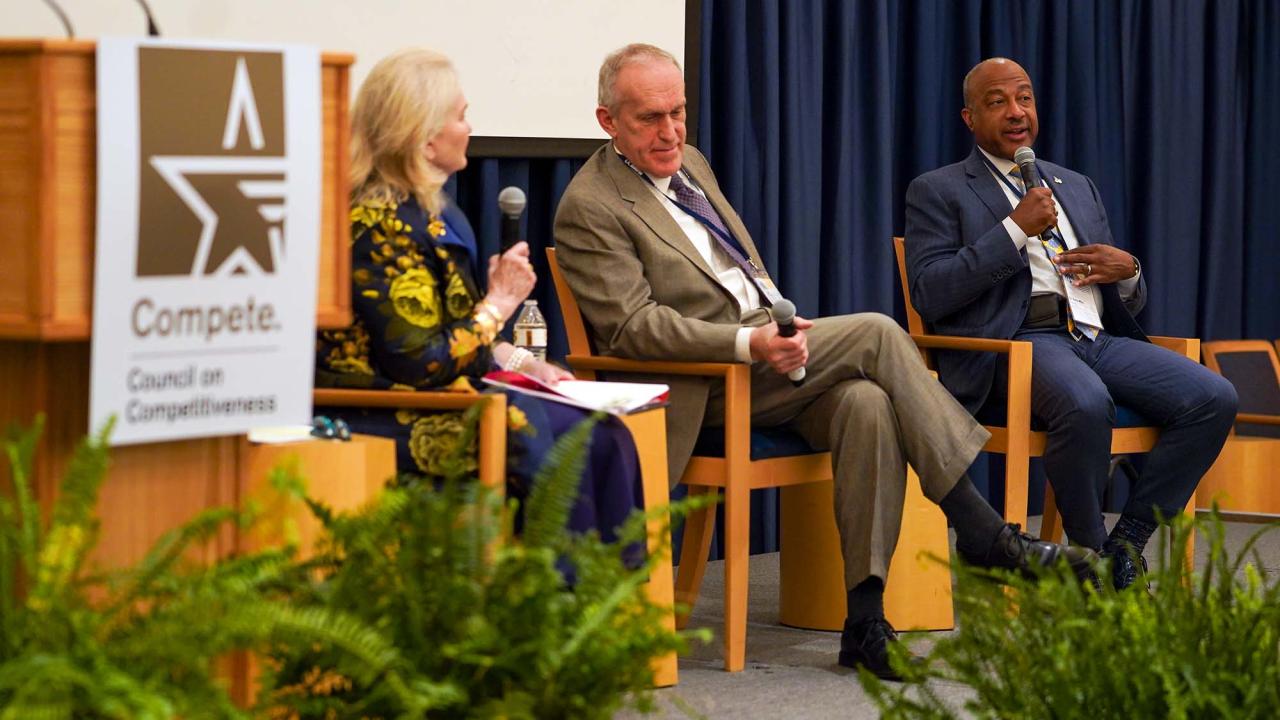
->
[1011, 146, 1058, 244]
[768, 299, 807, 386]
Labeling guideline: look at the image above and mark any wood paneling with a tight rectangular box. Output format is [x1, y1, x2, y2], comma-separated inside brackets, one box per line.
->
[0, 40, 353, 340]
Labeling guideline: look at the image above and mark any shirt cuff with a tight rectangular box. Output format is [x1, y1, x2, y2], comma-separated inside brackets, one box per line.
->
[1003, 215, 1029, 251]
[735, 326, 754, 364]
[1118, 264, 1141, 298]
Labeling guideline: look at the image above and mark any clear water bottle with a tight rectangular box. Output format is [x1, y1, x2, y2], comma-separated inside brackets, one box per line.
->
[512, 299, 547, 363]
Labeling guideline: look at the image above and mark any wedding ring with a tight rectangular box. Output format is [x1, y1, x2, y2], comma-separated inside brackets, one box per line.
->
[1085, 263, 1092, 276]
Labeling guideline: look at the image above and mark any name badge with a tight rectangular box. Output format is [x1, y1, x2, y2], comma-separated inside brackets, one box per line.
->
[1065, 283, 1103, 328]
[754, 275, 784, 306]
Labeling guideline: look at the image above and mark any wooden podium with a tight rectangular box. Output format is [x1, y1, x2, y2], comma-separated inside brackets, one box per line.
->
[0, 39, 355, 570]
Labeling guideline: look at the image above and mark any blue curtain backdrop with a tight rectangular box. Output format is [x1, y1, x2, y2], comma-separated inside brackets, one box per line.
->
[453, 0, 1280, 558]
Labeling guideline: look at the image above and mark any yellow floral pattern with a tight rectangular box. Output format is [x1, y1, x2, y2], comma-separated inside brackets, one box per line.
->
[444, 272, 473, 319]
[315, 196, 499, 390]
[408, 412, 478, 476]
[315, 195, 548, 485]
[507, 405, 530, 433]
[388, 269, 442, 328]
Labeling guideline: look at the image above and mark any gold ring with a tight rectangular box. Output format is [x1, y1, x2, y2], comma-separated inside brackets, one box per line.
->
[1086, 263, 1092, 275]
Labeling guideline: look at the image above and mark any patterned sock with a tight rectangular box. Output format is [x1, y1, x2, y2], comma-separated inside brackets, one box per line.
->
[939, 474, 1007, 556]
[1107, 514, 1159, 555]
[846, 576, 885, 625]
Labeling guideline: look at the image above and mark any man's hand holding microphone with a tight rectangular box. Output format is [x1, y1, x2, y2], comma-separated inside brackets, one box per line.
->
[750, 298, 809, 386]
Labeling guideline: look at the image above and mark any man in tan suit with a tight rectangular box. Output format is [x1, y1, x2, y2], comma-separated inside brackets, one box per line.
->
[553, 44, 1092, 680]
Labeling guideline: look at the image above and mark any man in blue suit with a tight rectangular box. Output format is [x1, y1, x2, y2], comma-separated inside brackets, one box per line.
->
[904, 58, 1237, 589]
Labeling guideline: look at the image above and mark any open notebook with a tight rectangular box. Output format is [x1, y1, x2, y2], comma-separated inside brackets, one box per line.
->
[483, 370, 669, 416]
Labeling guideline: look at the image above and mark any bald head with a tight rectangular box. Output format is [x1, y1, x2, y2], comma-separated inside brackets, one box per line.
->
[963, 57, 1029, 108]
[960, 57, 1038, 160]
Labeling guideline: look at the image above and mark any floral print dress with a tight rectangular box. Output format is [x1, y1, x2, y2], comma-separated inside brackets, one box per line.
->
[314, 195, 642, 541]
[316, 195, 523, 476]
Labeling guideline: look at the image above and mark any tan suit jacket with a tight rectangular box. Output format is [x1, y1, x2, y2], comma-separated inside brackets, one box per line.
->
[554, 144, 770, 484]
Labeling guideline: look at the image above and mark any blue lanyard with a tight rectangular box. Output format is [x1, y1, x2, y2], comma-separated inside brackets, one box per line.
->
[979, 153, 1039, 199]
[617, 153, 758, 269]
[979, 153, 1071, 255]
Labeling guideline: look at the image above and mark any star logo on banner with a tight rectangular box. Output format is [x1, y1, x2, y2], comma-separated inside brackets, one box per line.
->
[147, 57, 289, 277]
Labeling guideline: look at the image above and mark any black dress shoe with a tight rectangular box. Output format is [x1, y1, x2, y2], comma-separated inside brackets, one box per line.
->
[958, 523, 1098, 580]
[838, 616, 918, 681]
[1101, 540, 1150, 591]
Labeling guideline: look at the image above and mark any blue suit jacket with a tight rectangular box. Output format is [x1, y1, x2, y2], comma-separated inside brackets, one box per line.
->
[903, 147, 1148, 413]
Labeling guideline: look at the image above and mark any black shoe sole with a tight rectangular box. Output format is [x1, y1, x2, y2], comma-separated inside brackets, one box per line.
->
[837, 650, 904, 682]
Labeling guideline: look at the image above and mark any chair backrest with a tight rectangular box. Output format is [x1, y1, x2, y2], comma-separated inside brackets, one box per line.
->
[893, 237, 925, 335]
[545, 247, 595, 357]
[1202, 340, 1280, 438]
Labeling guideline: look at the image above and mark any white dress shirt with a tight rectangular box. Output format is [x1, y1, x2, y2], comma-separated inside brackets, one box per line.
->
[979, 147, 1139, 308]
[644, 169, 761, 363]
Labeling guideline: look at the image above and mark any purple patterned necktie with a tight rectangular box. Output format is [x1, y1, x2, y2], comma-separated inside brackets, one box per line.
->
[667, 172, 759, 280]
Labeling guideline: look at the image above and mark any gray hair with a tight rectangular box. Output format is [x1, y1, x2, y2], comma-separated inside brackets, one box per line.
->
[598, 43, 682, 111]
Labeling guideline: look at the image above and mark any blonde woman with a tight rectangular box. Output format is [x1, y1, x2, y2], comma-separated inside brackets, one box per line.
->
[316, 48, 641, 539]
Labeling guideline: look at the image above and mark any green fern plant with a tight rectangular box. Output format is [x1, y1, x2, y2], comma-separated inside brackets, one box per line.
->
[262, 407, 708, 719]
[860, 511, 1280, 719]
[0, 418, 412, 720]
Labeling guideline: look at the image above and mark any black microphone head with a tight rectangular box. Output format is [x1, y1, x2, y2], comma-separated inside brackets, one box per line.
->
[1013, 146, 1043, 189]
[771, 298, 796, 325]
[497, 186, 526, 217]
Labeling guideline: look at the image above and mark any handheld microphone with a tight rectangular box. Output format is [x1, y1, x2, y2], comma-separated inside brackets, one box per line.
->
[497, 186, 527, 252]
[770, 299, 806, 387]
[1013, 146, 1055, 243]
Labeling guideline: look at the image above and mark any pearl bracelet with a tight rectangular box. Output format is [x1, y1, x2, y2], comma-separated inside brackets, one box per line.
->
[504, 346, 533, 373]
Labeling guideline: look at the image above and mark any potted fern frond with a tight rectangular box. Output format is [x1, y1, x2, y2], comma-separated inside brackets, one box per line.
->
[261, 411, 705, 719]
[0, 418, 404, 719]
[860, 512, 1280, 719]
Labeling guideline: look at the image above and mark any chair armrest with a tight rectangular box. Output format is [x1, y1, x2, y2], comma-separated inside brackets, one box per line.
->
[563, 355, 754, 471]
[908, 334, 1034, 471]
[564, 355, 744, 378]
[908, 334, 1030, 354]
[313, 388, 493, 410]
[1149, 335, 1199, 361]
[1237, 413, 1280, 426]
[311, 388, 508, 490]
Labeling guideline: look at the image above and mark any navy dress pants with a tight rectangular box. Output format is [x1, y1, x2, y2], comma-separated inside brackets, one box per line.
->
[998, 328, 1237, 549]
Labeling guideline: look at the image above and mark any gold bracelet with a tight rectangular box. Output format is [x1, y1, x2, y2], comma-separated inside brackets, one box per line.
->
[478, 300, 504, 324]
[473, 301, 503, 343]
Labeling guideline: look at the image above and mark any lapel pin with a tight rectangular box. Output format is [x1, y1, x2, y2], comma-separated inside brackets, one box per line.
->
[1053, 176, 1063, 184]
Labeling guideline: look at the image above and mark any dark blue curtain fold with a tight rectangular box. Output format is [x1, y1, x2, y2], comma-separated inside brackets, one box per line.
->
[698, 0, 1280, 527]
[700, 0, 1279, 338]
[453, 0, 1280, 557]
[447, 158, 584, 360]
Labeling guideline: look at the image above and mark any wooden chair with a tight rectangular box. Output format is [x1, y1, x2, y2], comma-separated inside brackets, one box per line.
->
[893, 238, 1197, 556]
[546, 248, 953, 672]
[316, 383, 681, 687]
[1202, 341, 1280, 437]
[312, 389, 508, 490]
[1196, 341, 1280, 515]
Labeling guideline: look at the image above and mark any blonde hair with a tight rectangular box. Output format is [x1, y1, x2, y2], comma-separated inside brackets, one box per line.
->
[598, 43, 681, 112]
[349, 48, 461, 215]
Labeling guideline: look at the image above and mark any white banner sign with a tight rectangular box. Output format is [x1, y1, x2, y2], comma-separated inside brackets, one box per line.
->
[91, 38, 320, 446]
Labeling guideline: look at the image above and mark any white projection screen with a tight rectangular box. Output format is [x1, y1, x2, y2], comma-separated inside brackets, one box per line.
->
[6, 0, 691, 153]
